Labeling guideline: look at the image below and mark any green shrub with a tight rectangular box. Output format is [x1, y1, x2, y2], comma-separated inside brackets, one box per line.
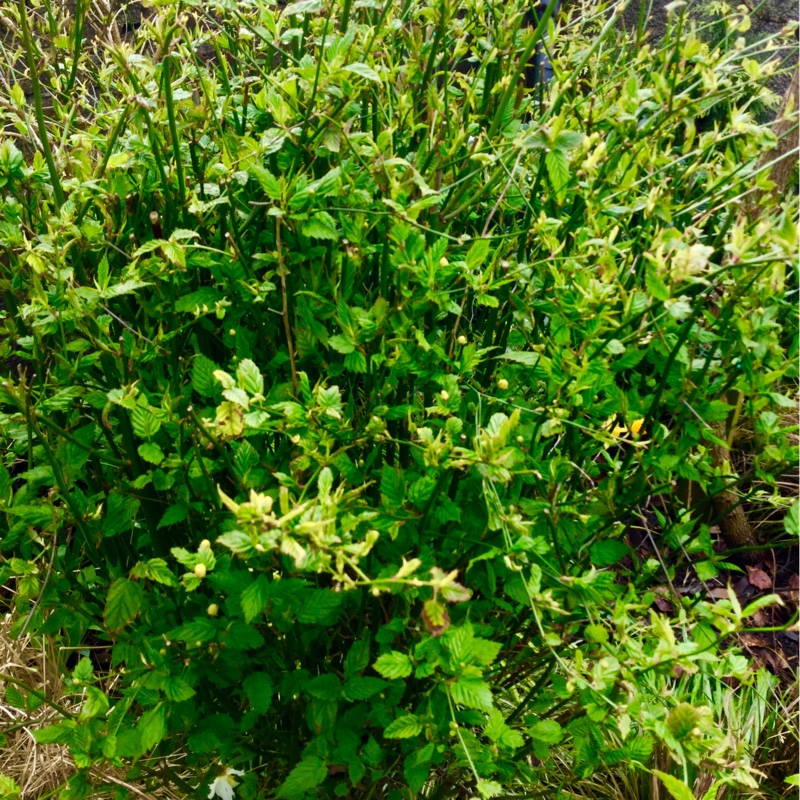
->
[0, 0, 796, 798]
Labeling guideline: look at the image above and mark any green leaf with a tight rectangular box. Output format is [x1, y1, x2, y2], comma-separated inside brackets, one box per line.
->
[384, 714, 423, 738]
[276, 756, 327, 799]
[171, 618, 216, 643]
[343, 62, 381, 83]
[545, 148, 570, 199]
[138, 704, 166, 751]
[33, 722, 75, 744]
[477, 781, 503, 799]
[496, 351, 540, 366]
[241, 576, 271, 622]
[142, 558, 177, 586]
[306, 673, 340, 700]
[342, 677, 388, 701]
[236, 359, 264, 396]
[80, 686, 109, 720]
[218, 530, 257, 557]
[785, 500, 799, 537]
[0, 774, 20, 800]
[653, 771, 695, 800]
[380, 465, 405, 507]
[302, 215, 340, 241]
[163, 676, 196, 702]
[137, 442, 164, 465]
[374, 651, 413, 679]
[224, 621, 265, 650]
[465, 238, 490, 271]
[104, 578, 143, 633]
[528, 719, 563, 744]
[297, 590, 343, 625]
[589, 539, 631, 567]
[243, 672, 273, 714]
[344, 636, 371, 678]
[192, 354, 220, 398]
[450, 678, 493, 712]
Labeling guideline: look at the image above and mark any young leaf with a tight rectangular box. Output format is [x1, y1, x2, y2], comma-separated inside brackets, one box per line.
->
[653, 771, 695, 800]
[104, 578, 143, 633]
[243, 672, 273, 714]
[138, 704, 166, 751]
[450, 678, 493, 712]
[374, 651, 413, 680]
[384, 714, 424, 739]
[276, 756, 327, 799]
[192, 354, 220, 398]
[343, 62, 381, 83]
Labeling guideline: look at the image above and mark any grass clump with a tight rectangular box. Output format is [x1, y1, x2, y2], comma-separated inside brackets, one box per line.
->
[0, 0, 796, 798]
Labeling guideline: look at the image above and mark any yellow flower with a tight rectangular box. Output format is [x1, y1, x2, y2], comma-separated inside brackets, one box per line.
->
[629, 418, 645, 435]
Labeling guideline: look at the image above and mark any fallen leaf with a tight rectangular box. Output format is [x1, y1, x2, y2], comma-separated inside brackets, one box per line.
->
[746, 566, 772, 591]
[708, 588, 730, 599]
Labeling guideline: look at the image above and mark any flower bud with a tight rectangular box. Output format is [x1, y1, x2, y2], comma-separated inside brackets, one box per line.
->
[457, 335, 468, 345]
[200, 539, 211, 550]
[497, 378, 509, 390]
[207, 603, 219, 617]
[194, 563, 207, 579]
[440, 390, 450, 401]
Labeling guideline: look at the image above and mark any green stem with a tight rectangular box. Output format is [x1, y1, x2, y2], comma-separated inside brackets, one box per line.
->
[17, 0, 65, 208]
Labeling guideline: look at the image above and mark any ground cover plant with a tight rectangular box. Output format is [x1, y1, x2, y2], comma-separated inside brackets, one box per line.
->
[0, 0, 797, 797]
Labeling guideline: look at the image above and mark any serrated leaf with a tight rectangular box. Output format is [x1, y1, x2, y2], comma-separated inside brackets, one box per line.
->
[654, 771, 695, 800]
[529, 719, 563, 744]
[380, 465, 405, 508]
[302, 215, 339, 241]
[589, 539, 631, 567]
[497, 350, 540, 366]
[218, 530, 257, 557]
[243, 672, 273, 714]
[34, 722, 75, 744]
[80, 686, 109, 720]
[785, 500, 799, 537]
[344, 636, 371, 678]
[546, 148, 570, 199]
[157, 504, 188, 529]
[306, 673, 340, 700]
[384, 714, 423, 738]
[236, 359, 264, 396]
[241, 576, 271, 622]
[374, 651, 412, 679]
[192, 354, 220, 398]
[138, 704, 166, 751]
[104, 578, 143, 633]
[276, 756, 327, 799]
[343, 62, 381, 83]
[477, 781, 503, 799]
[163, 676, 195, 702]
[0, 775, 20, 800]
[297, 590, 343, 624]
[450, 678, 493, 712]
[343, 676, 388, 701]
[137, 442, 164, 465]
[171, 618, 216, 643]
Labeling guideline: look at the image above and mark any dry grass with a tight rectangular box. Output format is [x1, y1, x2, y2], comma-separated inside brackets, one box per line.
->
[0, 614, 74, 798]
[0, 615, 193, 800]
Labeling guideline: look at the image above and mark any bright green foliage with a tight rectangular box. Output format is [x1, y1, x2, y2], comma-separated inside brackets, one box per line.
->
[0, 0, 796, 797]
